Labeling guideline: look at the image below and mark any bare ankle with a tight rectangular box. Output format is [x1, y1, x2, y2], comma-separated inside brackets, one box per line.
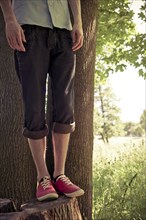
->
[37, 173, 50, 182]
[53, 172, 64, 179]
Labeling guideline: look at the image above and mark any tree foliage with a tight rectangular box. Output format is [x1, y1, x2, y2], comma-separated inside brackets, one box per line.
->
[95, 0, 146, 83]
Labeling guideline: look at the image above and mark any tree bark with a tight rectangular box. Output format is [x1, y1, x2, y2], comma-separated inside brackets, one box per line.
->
[0, 197, 82, 220]
[0, 10, 36, 207]
[0, 199, 16, 213]
[67, 2, 98, 219]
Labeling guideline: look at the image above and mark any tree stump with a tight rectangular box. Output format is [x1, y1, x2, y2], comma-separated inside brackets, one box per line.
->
[0, 199, 17, 213]
[0, 196, 82, 220]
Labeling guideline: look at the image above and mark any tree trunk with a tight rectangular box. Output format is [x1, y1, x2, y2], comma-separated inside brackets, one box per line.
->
[47, 1, 98, 219]
[0, 0, 98, 218]
[0, 10, 36, 207]
[67, 1, 98, 219]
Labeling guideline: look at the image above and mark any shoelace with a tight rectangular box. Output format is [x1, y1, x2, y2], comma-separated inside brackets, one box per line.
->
[40, 177, 51, 190]
[58, 175, 73, 185]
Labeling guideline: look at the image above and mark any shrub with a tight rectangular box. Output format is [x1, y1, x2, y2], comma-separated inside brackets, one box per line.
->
[93, 141, 146, 220]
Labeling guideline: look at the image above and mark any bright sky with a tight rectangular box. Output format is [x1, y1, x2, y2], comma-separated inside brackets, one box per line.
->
[109, 0, 146, 123]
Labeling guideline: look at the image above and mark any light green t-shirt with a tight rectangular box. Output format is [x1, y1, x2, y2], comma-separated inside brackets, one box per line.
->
[12, 0, 72, 30]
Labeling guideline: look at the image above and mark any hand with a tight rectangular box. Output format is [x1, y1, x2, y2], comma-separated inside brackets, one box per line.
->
[71, 23, 83, 51]
[5, 20, 26, 51]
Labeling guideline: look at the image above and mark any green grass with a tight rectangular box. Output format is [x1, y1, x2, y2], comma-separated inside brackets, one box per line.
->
[93, 137, 146, 220]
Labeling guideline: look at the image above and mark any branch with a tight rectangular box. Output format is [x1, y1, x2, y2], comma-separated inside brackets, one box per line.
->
[121, 173, 138, 206]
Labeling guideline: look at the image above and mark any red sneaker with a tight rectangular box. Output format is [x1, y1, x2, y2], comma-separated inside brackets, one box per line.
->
[36, 176, 58, 201]
[53, 175, 84, 198]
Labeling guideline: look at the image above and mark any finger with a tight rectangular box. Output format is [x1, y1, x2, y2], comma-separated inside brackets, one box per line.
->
[10, 36, 23, 51]
[72, 35, 83, 51]
[73, 42, 82, 51]
[72, 35, 81, 49]
[7, 32, 22, 51]
[7, 36, 20, 50]
[17, 34, 26, 51]
[21, 29, 26, 43]
[73, 38, 83, 51]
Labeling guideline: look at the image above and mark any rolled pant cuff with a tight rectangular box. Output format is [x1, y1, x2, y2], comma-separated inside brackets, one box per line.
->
[23, 124, 49, 139]
[52, 122, 75, 134]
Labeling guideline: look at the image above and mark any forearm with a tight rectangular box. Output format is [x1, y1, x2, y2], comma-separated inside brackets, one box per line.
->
[68, 0, 82, 25]
[0, 0, 16, 23]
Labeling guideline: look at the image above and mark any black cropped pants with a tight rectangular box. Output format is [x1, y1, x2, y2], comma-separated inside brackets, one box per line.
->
[14, 25, 76, 139]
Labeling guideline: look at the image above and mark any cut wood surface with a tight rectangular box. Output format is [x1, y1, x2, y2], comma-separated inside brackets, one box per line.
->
[0, 196, 82, 220]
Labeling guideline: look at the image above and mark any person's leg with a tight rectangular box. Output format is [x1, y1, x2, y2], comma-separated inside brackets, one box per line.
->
[52, 130, 84, 198]
[52, 132, 70, 178]
[14, 25, 58, 200]
[28, 137, 49, 181]
[49, 29, 75, 179]
[49, 29, 84, 197]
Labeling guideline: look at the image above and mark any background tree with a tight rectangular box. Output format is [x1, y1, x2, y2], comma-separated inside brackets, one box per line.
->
[133, 125, 144, 137]
[140, 109, 146, 132]
[94, 82, 123, 143]
[123, 121, 144, 137]
[0, 1, 98, 219]
[94, 0, 145, 143]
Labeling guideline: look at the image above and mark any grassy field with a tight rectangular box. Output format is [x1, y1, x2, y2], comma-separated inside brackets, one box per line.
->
[93, 136, 145, 162]
[93, 136, 146, 220]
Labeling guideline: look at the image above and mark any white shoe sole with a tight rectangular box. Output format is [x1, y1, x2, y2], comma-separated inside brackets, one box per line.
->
[64, 189, 85, 198]
[37, 193, 58, 201]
